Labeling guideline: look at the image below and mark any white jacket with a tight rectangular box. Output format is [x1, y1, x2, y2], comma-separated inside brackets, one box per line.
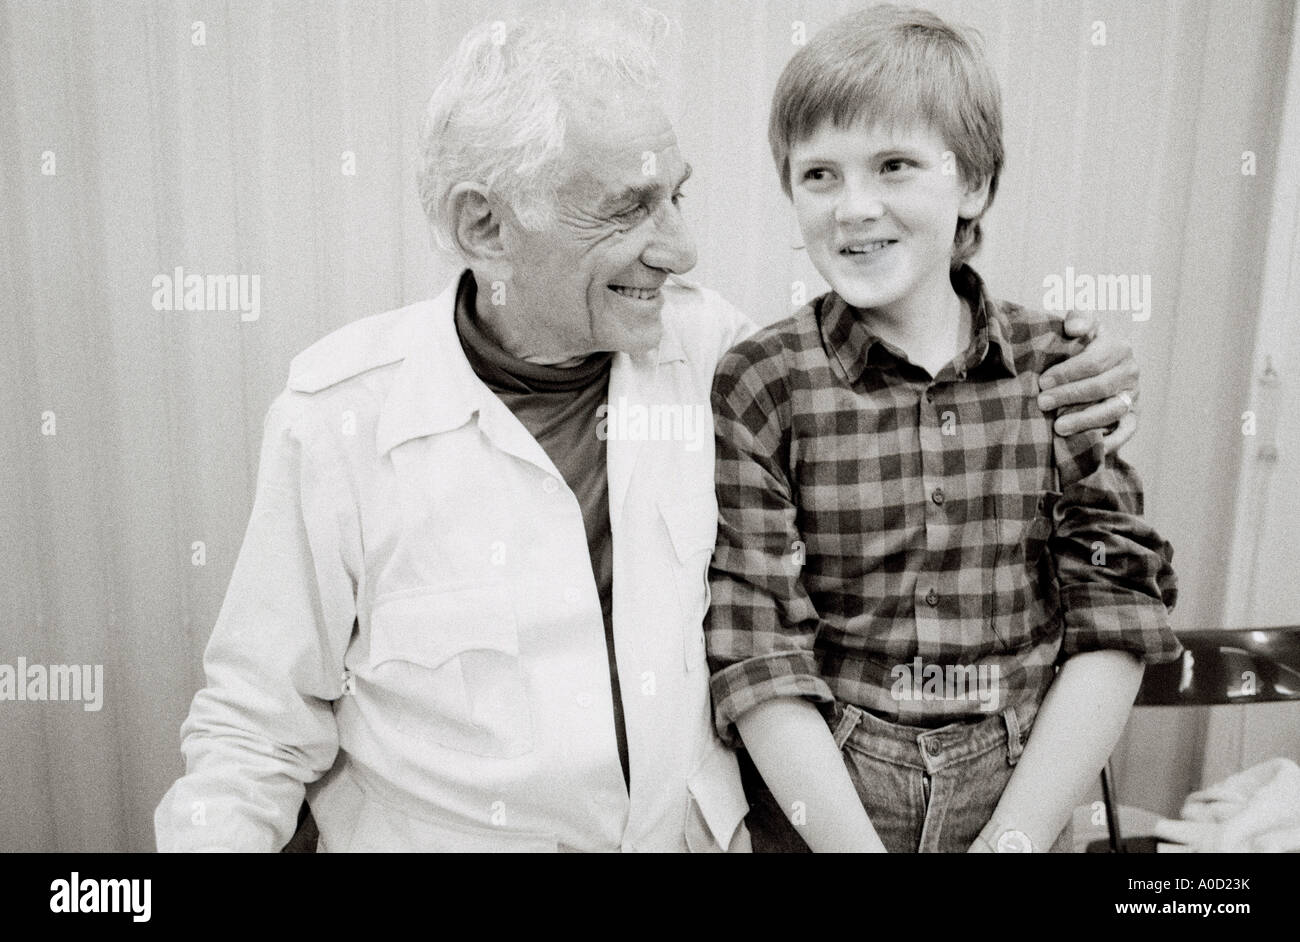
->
[155, 274, 757, 852]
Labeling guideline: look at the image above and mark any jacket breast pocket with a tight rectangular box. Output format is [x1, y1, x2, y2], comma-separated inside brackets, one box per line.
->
[344, 791, 558, 853]
[368, 583, 532, 758]
[658, 492, 718, 672]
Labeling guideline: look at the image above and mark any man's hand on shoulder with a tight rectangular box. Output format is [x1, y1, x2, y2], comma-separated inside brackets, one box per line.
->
[1038, 314, 1139, 454]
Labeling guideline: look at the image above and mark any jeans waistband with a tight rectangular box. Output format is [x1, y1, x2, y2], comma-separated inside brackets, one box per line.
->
[828, 695, 1042, 773]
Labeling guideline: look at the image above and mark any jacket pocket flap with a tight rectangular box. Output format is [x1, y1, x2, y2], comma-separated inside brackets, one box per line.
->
[686, 745, 750, 852]
[370, 584, 518, 671]
[658, 492, 718, 562]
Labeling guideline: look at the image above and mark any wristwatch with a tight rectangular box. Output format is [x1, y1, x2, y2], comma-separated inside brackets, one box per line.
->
[994, 829, 1034, 853]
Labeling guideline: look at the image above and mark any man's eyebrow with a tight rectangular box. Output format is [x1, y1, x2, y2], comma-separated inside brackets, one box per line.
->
[603, 163, 693, 209]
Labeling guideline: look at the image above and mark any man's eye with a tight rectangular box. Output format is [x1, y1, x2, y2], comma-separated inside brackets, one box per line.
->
[802, 168, 830, 182]
[615, 204, 648, 222]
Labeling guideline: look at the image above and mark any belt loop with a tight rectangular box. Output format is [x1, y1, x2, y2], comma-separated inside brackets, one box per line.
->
[1002, 707, 1024, 766]
[831, 703, 863, 750]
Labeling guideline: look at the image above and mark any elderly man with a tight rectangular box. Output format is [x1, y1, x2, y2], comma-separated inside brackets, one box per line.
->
[155, 5, 1141, 852]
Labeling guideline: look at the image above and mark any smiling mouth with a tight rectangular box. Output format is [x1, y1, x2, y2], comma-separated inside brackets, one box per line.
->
[608, 285, 662, 300]
[840, 240, 896, 256]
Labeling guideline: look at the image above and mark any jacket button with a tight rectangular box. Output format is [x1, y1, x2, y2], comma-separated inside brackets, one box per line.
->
[925, 738, 942, 756]
[925, 588, 939, 607]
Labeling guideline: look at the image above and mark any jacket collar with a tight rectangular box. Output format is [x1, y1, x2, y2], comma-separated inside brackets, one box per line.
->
[375, 277, 480, 456]
[376, 271, 683, 458]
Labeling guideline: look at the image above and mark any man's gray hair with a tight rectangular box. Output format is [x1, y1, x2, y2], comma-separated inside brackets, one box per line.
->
[418, 1, 672, 252]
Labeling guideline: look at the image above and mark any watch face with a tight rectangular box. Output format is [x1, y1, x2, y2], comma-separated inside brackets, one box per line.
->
[995, 830, 1033, 853]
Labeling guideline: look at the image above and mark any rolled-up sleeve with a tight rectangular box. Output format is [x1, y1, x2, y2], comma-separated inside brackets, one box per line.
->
[705, 341, 833, 748]
[154, 392, 359, 851]
[1051, 428, 1181, 664]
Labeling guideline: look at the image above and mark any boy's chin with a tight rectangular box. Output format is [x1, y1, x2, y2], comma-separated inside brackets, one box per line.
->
[827, 280, 902, 312]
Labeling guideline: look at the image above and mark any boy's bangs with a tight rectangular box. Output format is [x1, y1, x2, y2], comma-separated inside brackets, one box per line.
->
[789, 52, 957, 151]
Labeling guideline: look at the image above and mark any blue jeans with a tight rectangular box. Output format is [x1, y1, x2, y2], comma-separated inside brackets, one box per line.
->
[741, 698, 1073, 853]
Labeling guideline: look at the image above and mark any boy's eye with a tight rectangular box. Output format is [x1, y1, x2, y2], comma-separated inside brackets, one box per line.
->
[671, 190, 686, 207]
[881, 158, 912, 173]
[799, 167, 837, 189]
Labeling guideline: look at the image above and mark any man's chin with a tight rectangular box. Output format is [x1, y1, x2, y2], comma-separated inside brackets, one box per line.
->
[599, 320, 663, 357]
[622, 334, 663, 357]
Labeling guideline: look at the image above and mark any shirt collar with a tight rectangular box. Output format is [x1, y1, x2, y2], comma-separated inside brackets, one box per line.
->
[819, 263, 1018, 385]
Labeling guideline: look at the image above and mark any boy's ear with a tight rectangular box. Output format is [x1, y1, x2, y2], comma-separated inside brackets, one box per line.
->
[958, 174, 992, 220]
[447, 182, 510, 272]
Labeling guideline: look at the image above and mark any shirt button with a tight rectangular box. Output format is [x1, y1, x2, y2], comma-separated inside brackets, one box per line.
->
[564, 587, 581, 605]
[931, 487, 945, 506]
[925, 389, 935, 402]
[956, 369, 967, 381]
[543, 477, 560, 494]
[926, 588, 939, 607]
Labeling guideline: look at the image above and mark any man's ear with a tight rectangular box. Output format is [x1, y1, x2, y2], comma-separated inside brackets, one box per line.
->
[447, 182, 510, 275]
[958, 174, 992, 221]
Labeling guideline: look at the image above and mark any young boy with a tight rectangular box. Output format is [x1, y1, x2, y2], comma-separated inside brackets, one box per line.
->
[704, 5, 1181, 853]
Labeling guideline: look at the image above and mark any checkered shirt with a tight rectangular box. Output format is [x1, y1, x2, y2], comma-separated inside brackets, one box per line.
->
[706, 265, 1181, 746]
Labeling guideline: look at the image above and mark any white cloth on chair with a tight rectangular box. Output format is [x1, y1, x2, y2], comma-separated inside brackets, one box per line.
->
[1154, 757, 1300, 852]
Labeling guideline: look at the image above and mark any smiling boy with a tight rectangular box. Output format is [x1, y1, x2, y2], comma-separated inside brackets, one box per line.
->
[704, 5, 1181, 853]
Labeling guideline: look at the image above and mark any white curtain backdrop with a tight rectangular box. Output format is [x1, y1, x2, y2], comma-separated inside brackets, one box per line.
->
[1, 0, 1294, 851]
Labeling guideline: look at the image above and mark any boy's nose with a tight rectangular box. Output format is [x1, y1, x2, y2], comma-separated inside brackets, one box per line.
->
[834, 179, 886, 225]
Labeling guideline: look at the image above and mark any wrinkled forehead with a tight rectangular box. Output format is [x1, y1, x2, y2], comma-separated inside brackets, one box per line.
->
[557, 89, 685, 194]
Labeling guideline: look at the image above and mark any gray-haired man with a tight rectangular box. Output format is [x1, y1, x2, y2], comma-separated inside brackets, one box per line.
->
[156, 4, 1140, 852]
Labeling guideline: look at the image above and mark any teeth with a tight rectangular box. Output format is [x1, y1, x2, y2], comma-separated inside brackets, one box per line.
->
[611, 285, 659, 300]
[844, 240, 892, 254]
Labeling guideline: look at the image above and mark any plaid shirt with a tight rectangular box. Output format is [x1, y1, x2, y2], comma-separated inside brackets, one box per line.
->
[706, 265, 1180, 746]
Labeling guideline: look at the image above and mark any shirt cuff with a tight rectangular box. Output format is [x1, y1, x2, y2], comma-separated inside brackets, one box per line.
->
[709, 652, 835, 748]
[1058, 584, 1183, 664]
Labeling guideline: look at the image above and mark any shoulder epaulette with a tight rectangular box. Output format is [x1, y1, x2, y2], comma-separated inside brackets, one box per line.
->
[286, 306, 414, 393]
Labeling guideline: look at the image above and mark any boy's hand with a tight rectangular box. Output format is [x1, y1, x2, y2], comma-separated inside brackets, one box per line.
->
[1037, 315, 1139, 454]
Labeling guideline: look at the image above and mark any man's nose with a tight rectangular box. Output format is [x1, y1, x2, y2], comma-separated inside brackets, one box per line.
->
[642, 201, 697, 275]
[834, 176, 885, 226]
